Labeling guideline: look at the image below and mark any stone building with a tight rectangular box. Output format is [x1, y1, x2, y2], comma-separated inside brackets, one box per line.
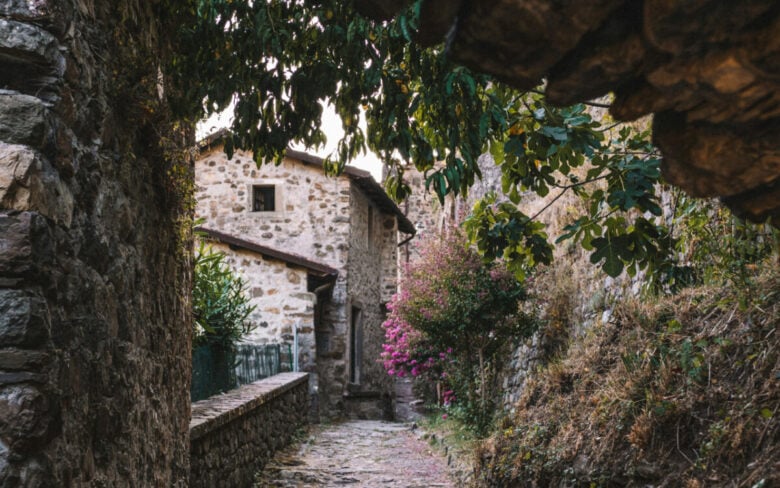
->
[194, 133, 415, 420]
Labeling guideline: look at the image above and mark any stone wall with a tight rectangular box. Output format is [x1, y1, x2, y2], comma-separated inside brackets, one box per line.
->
[379, 214, 400, 304]
[1, 1, 191, 486]
[189, 372, 309, 487]
[195, 148, 352, 270]
[196, 147, 351, 419]
[343, 187, 395, 419]
[207, 243, 316, 374]
[315, 274, 350, 417]
[396, 166, 446, 269]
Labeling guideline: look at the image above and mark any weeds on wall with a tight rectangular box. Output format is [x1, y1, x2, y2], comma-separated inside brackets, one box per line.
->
[476, 265, 779, 486]
[659, 191, 779, 300]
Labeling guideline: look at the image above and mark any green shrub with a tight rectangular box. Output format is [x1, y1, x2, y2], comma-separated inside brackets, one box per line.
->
[192, 242, 256, 348]
[659, 193, 778, 299]
[382, 230, 538, 435]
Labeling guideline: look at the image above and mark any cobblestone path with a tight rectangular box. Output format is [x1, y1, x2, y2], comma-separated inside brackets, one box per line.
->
[254, 420, 455, 487]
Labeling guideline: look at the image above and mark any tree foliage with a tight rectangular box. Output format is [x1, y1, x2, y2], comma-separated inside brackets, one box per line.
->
[659, 191, 779, 296]
[168, 0, 500, 191]
[163, 0, 766, 283]
[464, 97, 671, 280]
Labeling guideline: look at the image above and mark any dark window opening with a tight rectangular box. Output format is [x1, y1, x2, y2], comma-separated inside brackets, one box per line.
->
[252, 185, 275, 212]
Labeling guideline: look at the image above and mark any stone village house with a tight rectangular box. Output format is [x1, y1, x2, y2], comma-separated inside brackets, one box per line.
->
[194, 133, 415, 420]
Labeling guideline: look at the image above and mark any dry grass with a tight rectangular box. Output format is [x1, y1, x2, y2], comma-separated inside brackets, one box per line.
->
[477, 268, 779, 487]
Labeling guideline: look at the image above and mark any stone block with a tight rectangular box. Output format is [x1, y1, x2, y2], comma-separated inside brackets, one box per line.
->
[0, 372, 47, 385]
[0, 19, 64, 75]
[0, 211, 32, 276]
[0, 290, 49, 347]
[0, 0, 56, 22]
[0, 385, 53, 454]
[0, 143, 74, 226]
[0, 91, 50, 149]
[290, 292, 315, 303]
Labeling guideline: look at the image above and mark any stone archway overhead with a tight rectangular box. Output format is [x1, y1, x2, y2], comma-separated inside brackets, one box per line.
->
[356, 0, 780, 224]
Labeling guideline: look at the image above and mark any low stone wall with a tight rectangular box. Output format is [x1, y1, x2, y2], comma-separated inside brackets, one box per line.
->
[189, 372, 309, 487]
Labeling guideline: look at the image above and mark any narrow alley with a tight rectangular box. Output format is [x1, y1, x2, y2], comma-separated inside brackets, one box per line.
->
[254, 420, 455, 487]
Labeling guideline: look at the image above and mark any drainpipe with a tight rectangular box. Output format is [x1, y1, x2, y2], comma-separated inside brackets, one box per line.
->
[398, 232, 415, 248]
[402, 200, 412, 264]
[313, 281, 335, 298]
[312, 281, 335, 330]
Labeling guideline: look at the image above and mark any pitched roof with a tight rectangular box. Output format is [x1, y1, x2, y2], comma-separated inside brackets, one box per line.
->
[197, 131, 416, 235]
[197, 227, 338, 279]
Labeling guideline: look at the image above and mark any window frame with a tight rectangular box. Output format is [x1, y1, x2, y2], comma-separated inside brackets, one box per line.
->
[251, 185, 276, 212]
[246, 180, 284, 216]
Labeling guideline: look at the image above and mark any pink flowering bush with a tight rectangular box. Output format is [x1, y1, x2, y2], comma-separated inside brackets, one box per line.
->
[382, 230, 537, 434]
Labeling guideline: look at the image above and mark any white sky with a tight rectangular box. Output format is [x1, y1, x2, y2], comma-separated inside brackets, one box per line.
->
[196, 103, 384, 181]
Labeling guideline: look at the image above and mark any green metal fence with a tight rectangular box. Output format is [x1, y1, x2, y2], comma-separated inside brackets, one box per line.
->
[191, 343, 293, 402]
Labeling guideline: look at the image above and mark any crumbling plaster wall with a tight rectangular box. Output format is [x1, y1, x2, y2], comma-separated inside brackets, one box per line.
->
[1, 1, 191, 485]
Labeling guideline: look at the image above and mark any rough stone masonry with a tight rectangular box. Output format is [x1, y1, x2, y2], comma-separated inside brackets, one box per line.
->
[195, 146, 405, 420]
[1, 1, 191, 485]
[189, 372, 309, 487]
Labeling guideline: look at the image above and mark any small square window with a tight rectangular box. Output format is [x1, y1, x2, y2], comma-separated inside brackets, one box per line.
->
[252, 185, 275, 212]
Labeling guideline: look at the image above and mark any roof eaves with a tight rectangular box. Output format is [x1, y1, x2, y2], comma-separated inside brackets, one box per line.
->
[196, 227, 339, 279]
[349, 176, 416, 235]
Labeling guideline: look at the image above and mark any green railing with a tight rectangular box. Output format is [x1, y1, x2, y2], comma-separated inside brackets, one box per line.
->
[191, 343, 293, 402]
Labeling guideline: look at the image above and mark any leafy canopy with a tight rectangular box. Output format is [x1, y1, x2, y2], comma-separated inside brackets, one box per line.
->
[166, 0, 683, 281]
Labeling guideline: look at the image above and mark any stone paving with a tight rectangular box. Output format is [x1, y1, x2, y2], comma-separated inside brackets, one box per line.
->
[254, 420, 455, 487]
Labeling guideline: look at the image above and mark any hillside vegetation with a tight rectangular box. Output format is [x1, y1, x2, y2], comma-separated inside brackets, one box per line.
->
[476, 266, 779, 486]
